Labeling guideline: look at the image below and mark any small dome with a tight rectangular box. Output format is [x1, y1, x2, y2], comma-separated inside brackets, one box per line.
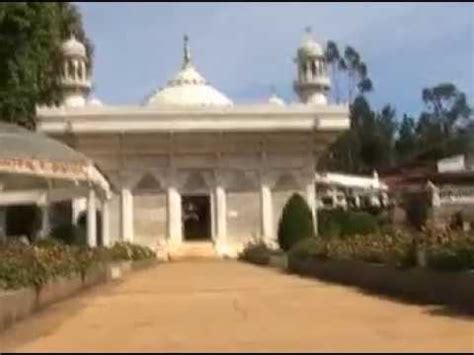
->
[298, 29, 324, 58]
[62, 35, 86, 58]
[88, 97, 103, 106]
[268, 94, 285, 106]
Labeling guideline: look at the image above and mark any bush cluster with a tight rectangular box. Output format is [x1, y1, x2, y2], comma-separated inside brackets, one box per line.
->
[108, 242, 157, 261]
[318, 209, 379, 238]
[288, 228, 474, 272]
[238, 241, 272, 266]
[0, 239, 156, 291]
[422, 226, 474, 271]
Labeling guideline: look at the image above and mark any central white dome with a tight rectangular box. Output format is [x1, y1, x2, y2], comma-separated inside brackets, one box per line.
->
[146, 36, 233, 108]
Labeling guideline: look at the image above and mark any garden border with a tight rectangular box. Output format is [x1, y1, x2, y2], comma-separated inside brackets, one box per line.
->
[0, 259, 158, 332]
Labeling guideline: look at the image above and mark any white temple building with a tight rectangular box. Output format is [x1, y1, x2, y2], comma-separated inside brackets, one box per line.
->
[36, 30, 350, 258]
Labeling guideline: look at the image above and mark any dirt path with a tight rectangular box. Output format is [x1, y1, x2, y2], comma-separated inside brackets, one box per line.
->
[0, 260, 472, 352]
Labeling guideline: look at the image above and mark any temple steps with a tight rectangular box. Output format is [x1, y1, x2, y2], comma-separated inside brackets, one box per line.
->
[167, 241, 218, 261]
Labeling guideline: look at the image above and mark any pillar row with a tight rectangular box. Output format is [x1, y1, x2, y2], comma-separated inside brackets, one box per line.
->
[167, 184, 182, 245]
[121, 188, 134, 242]
[87, 188, 97, 247]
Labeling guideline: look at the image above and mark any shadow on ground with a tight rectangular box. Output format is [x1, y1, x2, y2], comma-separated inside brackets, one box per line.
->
[278, 266, 474, 320]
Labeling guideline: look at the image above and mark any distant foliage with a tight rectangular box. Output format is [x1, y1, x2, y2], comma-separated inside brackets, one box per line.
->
[277, 193, 315, 251]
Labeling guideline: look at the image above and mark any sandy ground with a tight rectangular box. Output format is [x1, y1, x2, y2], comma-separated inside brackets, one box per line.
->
[0, 260, 472, 352]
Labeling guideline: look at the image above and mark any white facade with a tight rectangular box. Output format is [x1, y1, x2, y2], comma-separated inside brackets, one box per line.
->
[36, 32, 349, 258]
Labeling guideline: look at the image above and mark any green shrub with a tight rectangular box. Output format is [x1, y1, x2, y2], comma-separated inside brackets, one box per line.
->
[239, 242, 271, 265]
[288, 231, 416, 268]
[50, 223, 87, 246]
[318, 209, 378, 238]
[277, 193, 315, 251]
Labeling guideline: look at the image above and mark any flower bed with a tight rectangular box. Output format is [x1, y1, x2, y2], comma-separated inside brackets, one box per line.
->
[0, 240, 157, 332]
[0, 240, 156, 291]
[288, 228, 474, 272]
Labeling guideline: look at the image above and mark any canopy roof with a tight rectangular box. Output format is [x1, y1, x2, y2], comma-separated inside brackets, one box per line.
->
[0, 123, 110, 203]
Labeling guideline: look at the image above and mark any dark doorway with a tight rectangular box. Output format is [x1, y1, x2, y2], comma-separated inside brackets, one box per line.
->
[6, 205, 40, 242]
[182, 195, 211, 241]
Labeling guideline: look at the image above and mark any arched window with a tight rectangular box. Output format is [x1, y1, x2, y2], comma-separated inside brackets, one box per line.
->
[77, 63, 83, 81]
[68, 60, 75, 78]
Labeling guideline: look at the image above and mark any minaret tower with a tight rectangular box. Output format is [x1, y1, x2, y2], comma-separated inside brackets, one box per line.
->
[60, 33, 91, 107]
[293, 27, 331, 105]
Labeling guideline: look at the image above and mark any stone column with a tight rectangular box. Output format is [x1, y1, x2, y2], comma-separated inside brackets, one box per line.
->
[260, 181, 274, 246]
[87, 188, 97, 247]
[331, 188, 338, 208]
[101, 199, 110, 247]
[306, 181, 317, 235]
[354, 194, 361, 208]
[38, 204, 50, 240]
[215, 183, 227, 246]
[0, 207, 6, 242]
[167, 184, 182, 246]
[120, 188, 134, 242]
[71, 198, 83, 225]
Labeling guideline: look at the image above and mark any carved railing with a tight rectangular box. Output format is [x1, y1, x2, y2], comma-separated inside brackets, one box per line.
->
[438, 186, 474, 204]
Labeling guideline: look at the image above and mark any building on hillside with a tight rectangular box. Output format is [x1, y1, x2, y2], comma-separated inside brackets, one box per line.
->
[315, 171, 390, 210]
[36, 30, 350, 258]
[382, 153, 474, 231]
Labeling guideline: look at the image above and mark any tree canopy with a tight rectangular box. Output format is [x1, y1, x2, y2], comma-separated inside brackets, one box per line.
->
[0, 2, 92, 129]
[320, 40, 472, 174]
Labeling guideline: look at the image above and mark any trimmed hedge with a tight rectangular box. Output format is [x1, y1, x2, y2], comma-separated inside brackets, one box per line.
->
[277, 193, 315, 251]
[318, 209, 379, 238]
[0, 239, 156, 291]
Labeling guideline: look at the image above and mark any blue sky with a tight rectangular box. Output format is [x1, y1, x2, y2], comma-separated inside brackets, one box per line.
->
[76, 2, 474, 118]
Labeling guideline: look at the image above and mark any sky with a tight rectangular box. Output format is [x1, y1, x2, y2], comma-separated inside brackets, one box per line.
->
[76, 2, 474, 118]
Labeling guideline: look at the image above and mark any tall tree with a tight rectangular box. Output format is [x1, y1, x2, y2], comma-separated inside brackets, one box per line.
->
[415, 83, 471, 160]
[0, 2, 92, 129]
[325, 41, 341, 103]
[395, 114, 417, 162]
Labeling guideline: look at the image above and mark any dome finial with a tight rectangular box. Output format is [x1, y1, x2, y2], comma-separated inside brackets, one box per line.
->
[305, 26, 312, 34]
[183, 34, 191, 68]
